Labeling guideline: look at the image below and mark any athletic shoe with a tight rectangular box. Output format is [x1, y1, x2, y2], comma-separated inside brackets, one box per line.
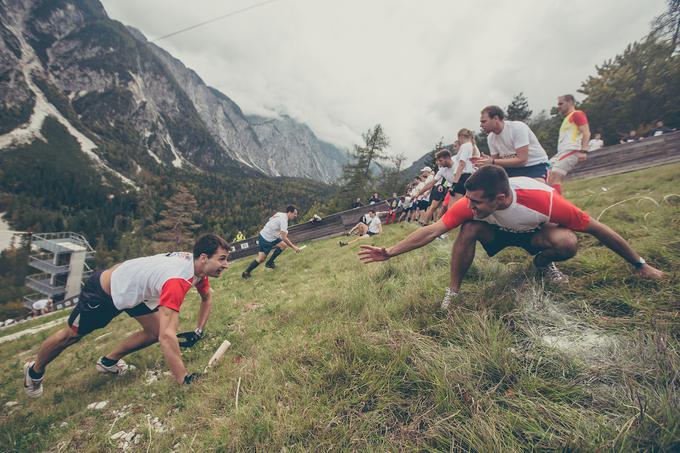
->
[96, 357, 130, 375]
[536, 262, 569, 284]
[338, 241, 347, 247]
[241, 271, 251, 279]
[265, 262, 276, 269]
[440, 287, 458, 310]
[23, 361, 43, 398]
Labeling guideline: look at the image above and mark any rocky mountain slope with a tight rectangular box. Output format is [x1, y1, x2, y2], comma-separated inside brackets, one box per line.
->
[0, 0, 347, 183]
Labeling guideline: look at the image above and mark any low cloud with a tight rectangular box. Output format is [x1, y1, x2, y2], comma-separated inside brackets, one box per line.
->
[102, 0, 664, 162]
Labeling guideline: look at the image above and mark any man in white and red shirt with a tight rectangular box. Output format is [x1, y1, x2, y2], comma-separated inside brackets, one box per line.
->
[23, 234, 230, 397]
[359, 166, 664, 309]
[548, 94, 591, 194]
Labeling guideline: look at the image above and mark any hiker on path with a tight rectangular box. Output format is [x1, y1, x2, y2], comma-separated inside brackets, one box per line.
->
[359, 166, 664, 310]
[24, 234, 230, 397]
[241, 205, 301, 279]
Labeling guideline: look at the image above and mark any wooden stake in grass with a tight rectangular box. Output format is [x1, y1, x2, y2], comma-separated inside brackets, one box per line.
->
[204, 340, 231, 372]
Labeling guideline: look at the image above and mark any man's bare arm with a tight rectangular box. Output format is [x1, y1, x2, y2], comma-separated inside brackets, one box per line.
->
[359, 221, 449, 263]
[280, 231, 300, 252]
[584, 219, 664, 278]
[158, 306, 187, 383]
[195, 289, 212, 332]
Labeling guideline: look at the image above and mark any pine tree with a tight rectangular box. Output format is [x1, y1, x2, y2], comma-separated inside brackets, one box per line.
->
[152, 186, 201, 251]
[336, 124, 390, 207]
[506, 92, 533, 122]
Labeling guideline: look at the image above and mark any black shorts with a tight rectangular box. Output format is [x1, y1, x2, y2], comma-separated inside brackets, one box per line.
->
[452, 173, 472, 195]
[258, 234, 282, 255]
[478, 223, 542, 257]
[367, 231, 378, 236]
[430, 185, 446, 201]
[68, 272, 157, 336]
[505, 163, 549, 180]
[417, 200, 430, 210]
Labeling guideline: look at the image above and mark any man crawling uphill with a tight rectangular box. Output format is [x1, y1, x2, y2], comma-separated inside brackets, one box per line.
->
[359, 165, 664, 309]
[23, 234, 230, 397]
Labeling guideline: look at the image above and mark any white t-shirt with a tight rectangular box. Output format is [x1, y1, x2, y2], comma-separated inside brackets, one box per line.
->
[454, 142, 477, 174]
[434, 165, 455, 186]
[416, 174, 434, 200]
[367, 216, 381, 233]
[488, 121, 548, 166]
[110, 252, 209, 311]
[32, 299, 50, 311]
[259, 212, 289, 242]
[588, 139, 604, 151]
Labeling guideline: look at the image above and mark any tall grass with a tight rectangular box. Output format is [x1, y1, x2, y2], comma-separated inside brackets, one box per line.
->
[0, 164, 678, 451]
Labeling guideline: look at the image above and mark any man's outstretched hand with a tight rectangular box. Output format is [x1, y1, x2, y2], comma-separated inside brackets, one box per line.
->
[358, 245, 390, 263]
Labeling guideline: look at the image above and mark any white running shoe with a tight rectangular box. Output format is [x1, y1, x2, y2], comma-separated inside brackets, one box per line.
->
[440, 287, 458, 310]
[536, 262, 569, 284]
[23, 361, 44, 398]
[96, 357, 130, 375]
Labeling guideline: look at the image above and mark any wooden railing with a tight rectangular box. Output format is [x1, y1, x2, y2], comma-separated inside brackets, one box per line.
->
[568, 130, 680, 180]
[228, 202, 389, 260]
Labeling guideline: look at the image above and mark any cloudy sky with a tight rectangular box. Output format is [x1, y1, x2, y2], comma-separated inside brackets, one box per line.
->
[101, 0, 665, 163]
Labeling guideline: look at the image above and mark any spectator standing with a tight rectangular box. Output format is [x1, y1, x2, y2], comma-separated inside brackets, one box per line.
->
[588, 133, 604, 151]
[547, 94, 591, 194]
[386, 193, 399, 224]
[368, 193, 381, 205]
[450, 128, 480, 203]
[475, 105, 550, 182]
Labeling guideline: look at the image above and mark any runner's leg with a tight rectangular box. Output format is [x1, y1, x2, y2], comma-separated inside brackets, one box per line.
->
[33, 327, 82, 373]
[530, 224, 578, 265]
[104, 311, 160, 361]
[450, 221, 496, 292]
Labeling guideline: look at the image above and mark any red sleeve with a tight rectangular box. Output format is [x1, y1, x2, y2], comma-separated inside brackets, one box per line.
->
[441, 197, 475, 230]
[195, 276, 210, 297]
[572, 111, 588, 126]
[549, 192, 590, 232]
[159, 278, 192, 312]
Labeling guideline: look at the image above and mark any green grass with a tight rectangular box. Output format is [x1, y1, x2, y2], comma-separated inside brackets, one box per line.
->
[1, 164, 679, 452]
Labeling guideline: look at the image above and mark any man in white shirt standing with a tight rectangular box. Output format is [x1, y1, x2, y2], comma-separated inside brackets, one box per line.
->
[412, 150, 457, 224]
[475, 105, 550, 182]
[242, 205, 301, 279]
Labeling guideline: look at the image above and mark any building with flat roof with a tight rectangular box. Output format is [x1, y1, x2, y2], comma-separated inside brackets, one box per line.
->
[24, 232, 95, 311]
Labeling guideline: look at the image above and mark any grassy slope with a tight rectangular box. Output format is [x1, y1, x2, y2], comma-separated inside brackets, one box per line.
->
[1, 164, 679, 452]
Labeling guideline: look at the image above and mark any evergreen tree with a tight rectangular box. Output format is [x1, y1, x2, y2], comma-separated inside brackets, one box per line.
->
[650, 0, 680, 53]
[336, 124, 390, 207]
[506, 92, 533, 122]
[579, 37, 680, 144]
[152, 186, 201, 251]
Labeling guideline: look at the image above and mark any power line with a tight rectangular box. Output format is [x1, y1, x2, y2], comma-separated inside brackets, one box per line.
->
[150, 0, 282, 43]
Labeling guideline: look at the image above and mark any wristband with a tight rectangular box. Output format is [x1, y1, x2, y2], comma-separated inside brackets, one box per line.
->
[194, 328, 203, 337]
[183, 373, 197, 384]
